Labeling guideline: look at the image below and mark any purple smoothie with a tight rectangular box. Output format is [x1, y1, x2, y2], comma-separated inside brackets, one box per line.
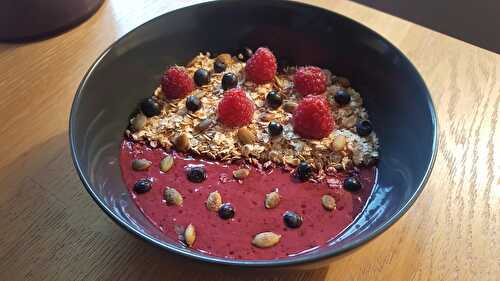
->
[120, 140, 375, 260]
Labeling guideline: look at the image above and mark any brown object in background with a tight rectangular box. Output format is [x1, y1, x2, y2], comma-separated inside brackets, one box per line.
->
[0, 0, 104, 41]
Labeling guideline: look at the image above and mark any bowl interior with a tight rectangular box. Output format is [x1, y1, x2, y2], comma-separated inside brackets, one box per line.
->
[70, 0, 436, 267]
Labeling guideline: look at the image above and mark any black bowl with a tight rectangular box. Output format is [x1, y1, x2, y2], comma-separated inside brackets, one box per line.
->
[70, 0, 437, 270]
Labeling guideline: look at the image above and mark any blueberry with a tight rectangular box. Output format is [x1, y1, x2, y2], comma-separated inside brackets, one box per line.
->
[213, 60, 226, 73]
[283, 211, 303, 228]
[186, 166, 206, 183]
[334, 89, 351, 106]
[343, 176, 362, 192]
[356, 120, 373, 136]
[140, 98, 160, 117]
[186, 95, 202, 112]
[134, 179, 152, 194]
[268, 121, 283, 137]
[266, 91, 283, 109]
[222, 73, 238, 90]
[239, 47, 253, 61]
[296, 162, 312, 181]
[218, 203, 235, 219]
[194, 68, 210, 86]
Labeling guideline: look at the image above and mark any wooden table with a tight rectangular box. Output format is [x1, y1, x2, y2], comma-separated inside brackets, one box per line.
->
[0, 0, 498, 280]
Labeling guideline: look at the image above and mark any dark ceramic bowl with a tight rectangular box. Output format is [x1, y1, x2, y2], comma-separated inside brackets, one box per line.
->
[70, 0, 437, 270]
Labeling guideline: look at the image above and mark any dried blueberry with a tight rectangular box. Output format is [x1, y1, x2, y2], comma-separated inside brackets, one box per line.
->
[218, 203, 235, 219]
[140, 98, 160, 117]
[222, 73, 238, 90]
[266, 91, 283, 109]
[194, 68, 210, 86]
[186, 95, 202, 112]
[268, 121, 283, 137]
[213, 60, 226, 73]
[343, 176, 362, 192]
[296, 162, 312, 181]
[186, 166, 206, 183]
[334, 89, 351, 106]
[283, 211, 303, 228]
[356, 120, 373, 136]
[134, 179, 152, 194]
[239, 47, 253, 61]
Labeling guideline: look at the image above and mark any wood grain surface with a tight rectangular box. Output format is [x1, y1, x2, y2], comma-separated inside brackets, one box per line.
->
[0, 0, 498, 280]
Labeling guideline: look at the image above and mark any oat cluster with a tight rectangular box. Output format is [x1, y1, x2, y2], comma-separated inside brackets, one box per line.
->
[127, 53, 379, 175]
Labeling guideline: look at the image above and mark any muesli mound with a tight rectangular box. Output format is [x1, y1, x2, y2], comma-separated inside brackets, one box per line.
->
[126, 48, 378, 179]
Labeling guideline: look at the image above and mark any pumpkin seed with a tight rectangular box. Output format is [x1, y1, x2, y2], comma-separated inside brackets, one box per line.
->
[282, 101, 298, 113]
[265, 191, 280, 209]
[216, 53, 233, 66]
[132, 159, 152, 171]
[131, 113, 147, 131]
[160, 155, 174, 173]
[284, 156, 300, 166]
[237, 127, 255, 144]
[175, 133, 190, 152]
[164, 187, 183, 206]
[233, 168, 250, 180]
[206, 191, 222, 211]
[321, 195, 336, 211]
[252, 232, 281, 248]
[184, 224, 196, 247]
[332, 135, 347, 152]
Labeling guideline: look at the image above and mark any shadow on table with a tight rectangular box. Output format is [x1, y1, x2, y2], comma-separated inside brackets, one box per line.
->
[0, 132, 337, 281]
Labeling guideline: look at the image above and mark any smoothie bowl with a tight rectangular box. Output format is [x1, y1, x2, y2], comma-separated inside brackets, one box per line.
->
[69, 0, 437, 269]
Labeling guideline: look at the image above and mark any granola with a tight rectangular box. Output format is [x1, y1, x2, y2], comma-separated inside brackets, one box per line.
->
[127, 52, 378, 174]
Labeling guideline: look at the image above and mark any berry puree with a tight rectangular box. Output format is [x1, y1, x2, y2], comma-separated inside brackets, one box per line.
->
[120, 140, 375, 260]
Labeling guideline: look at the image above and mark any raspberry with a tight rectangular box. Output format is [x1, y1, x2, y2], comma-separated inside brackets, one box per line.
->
[245, 47, 277, 84]
[293, 66, 327, 96]
[217, 88, 255, 127]
[292, 95, 334, 139]
[161, 66, 195, 99]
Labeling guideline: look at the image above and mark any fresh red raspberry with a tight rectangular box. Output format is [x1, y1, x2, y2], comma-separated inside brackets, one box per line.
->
[292, 95, 335, 139]
[245, 47, 277, 84]
[161, 66, 195, 99]
[293, 66, 327, 96]
[217, 88, 255, 127]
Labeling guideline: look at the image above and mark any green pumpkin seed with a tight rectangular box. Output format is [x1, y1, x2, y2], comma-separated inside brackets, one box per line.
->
[160, 155, 174, 173]
[184, 224, 196, 247]
[206, 191, 222, 212]
[321, 195, 336, 211]
[252, 232, 281, 248]
[164, 187, 183, 206]
[233, 168, 250, 180]
[264, 191, 280, 209]
[332, 135, 347, 152]
[237, 127, 255, 144]
[132, 159, 151, 171]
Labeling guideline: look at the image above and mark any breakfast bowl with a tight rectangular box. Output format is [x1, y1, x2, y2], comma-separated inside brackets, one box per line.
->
[69, 0, 437, 270]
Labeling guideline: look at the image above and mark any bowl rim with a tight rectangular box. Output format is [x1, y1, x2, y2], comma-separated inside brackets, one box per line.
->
[69, 0, 438, 268]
